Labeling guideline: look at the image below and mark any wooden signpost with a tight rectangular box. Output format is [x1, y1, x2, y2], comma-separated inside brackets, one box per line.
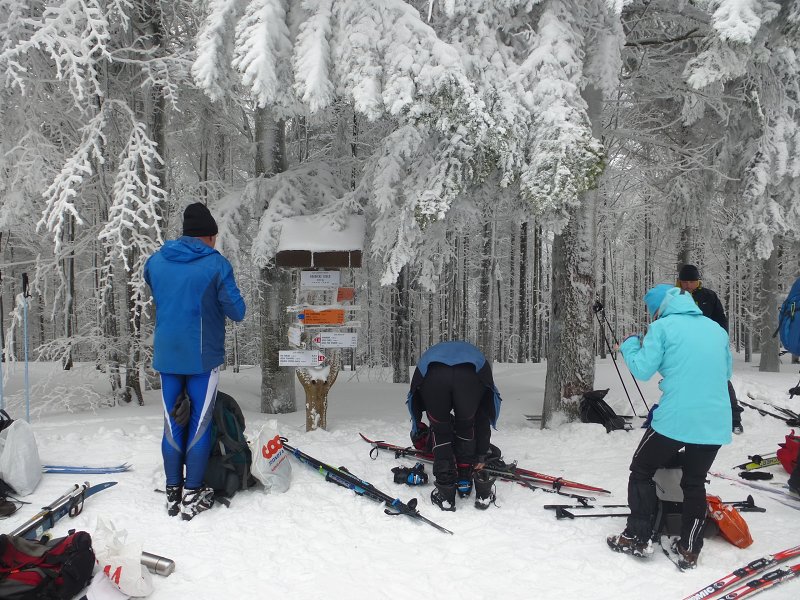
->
[275, 215, 365, 431]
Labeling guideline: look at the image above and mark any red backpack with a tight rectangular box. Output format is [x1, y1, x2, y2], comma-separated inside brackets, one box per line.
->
[777, 430, 800, 474]
[0, 531, 95, 599]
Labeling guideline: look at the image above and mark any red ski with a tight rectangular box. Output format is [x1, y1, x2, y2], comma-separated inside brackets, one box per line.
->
[359, 433, 610, 494]
[681, 545, 800, 600]
[716, 563, 800, 599]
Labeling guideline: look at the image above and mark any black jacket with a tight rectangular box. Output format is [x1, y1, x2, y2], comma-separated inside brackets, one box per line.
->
[690, 287, 728, 332]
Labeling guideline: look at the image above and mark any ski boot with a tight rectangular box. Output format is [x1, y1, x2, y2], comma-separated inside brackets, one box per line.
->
[431, 482, 457, 512]
[473, 470, 496, 510]
[671, 539, 699, 570]
[607, 530, 653, 557]
[456, 465, 473, 498]
[166, 484, 182, 517]
[181, 486, 215, 521]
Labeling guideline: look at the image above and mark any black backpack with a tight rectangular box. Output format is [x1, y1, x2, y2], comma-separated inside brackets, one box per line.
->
[579, 389, 631, 433]
[203, 391, 256, 498]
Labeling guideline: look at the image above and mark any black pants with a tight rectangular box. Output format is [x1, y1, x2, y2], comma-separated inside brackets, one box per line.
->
[729, 381, 743, 427]
[420, 363, 484, 485]
[626, 428, 720, 553]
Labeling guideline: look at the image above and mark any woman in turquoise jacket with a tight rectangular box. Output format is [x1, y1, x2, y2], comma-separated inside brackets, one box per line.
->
[607, 284, 732, 570]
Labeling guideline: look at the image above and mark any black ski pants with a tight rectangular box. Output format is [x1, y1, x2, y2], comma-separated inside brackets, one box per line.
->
[419, 362, 485, 485]
[626, 428, 720, 554]
[729, 381, 743, 428]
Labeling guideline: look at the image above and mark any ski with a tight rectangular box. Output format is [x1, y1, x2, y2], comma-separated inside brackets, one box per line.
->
[709, 471, 800, 510]
[282, 440, 452, 535]
[42, 463, 131, 474]
[717, 563, 800, 599]
[359, 433, 610, 494]
[733, 456, 781, 471]
[9, 481, 118, 541]
[741, 397, 794, 423]
[681, 545, 800, 600]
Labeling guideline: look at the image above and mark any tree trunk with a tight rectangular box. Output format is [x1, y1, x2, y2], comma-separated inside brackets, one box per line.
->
[541, 84, 602, 427]
[255, 107, 296, 413]
[392, 265, 411, 384]
[518, 221, 529, 363]
[758, 240, 781, 372]
[478, 219, 494, 358]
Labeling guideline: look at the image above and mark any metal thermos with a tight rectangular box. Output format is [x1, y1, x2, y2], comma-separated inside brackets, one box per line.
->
[140, 551, 175, 576]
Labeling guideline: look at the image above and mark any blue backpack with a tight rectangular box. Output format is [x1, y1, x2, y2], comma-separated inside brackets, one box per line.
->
[778, 278, 800, 355]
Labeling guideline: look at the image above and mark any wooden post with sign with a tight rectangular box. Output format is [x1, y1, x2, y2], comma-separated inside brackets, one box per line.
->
[296, 352, 340, 431]
[275, 215, 364, 432]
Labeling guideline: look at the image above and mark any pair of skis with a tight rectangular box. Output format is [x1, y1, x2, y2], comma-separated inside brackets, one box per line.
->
[709, 471, 800, 511]
[9, 481, 117, 541]
[359, 433, 608, 503]
[282, 439, 452, 535]
[682, 545, 800, 600]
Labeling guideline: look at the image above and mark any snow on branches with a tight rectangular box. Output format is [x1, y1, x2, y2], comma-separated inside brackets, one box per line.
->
[192, 0, 245, 103]
[0, 0, 115, 104]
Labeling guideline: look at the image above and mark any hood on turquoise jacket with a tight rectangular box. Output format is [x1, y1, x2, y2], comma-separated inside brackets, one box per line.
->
[620, 287, 732, 445]
[144, 237, 245, 374]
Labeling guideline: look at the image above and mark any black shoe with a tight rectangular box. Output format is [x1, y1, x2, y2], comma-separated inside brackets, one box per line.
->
[733, 423, 743, 435]
[672, 539, 699, 570]
[431, 482, 456, 512]
[181, 487, 214, 521]
[789, 482, 800, 497]
[456, 465, 473, 498]
[166, 484, 182, 517]
[607, 531, 653, 557]
[473, 471, 496, 510]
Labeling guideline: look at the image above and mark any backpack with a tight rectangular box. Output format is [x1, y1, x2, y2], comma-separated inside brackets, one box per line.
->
[777, 277, 800, 355]
[652, 465, 720, 541]
[203, 391, 256, 498]
[0, 531, 95, 600]
[579, 389, 631, 433]
[777, 429, 800, 474]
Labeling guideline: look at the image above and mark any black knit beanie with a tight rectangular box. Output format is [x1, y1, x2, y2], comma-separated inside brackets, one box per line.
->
[182, 202, 218, 237]
[678, 264, 700, 281]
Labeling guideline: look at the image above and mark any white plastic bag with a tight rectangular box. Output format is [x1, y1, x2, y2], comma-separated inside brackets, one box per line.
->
[93, 517, 153, 597]
[0, 419, 42, 495]
[86, 571, 130, 600]
[251, 420, 292, 493]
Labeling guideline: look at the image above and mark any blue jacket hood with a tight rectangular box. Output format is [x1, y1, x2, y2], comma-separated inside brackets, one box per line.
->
[160, 237, 217, 263]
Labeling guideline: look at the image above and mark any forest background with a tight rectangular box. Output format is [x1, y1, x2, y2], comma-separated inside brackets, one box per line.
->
[0, 0, 797, 427]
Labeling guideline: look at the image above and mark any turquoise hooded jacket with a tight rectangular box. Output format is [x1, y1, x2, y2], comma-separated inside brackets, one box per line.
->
[620, 286, 732, 445]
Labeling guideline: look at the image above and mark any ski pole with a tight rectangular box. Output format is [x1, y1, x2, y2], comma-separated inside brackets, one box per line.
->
[594, 300, 650, 412]
[592, 300, 643, 417]
[22, 273, 30, 422]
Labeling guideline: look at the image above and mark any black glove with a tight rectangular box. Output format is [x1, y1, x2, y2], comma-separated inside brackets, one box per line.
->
[410, 421, 430, 451]
[170, 393, 191, 427]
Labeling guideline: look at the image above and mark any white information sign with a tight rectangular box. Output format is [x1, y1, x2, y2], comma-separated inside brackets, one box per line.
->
[278, 350, 325, 367]
[287, 326, 302, 347]
[312, 332, 358, 348]
[300, 271, 341, 290]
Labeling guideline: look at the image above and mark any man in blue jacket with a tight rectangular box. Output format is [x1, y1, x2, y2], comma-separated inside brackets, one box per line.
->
[607, 284, 731, 570]
[406, 341, 502, 511]
[144, 203, 246, 520]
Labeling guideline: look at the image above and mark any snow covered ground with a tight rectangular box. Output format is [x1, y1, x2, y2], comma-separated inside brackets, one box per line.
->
[2, 355, 799, 600]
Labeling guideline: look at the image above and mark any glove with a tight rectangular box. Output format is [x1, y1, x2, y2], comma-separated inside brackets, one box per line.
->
[170, 393, 191, 427]
[410, 421, 430, 451]
[391, 463, 428, 486]
[642, 403, 658, 429]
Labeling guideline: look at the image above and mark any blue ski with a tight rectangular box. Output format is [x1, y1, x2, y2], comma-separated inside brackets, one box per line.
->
[9, 481, 118, 540]
[43, 463, 131, 474]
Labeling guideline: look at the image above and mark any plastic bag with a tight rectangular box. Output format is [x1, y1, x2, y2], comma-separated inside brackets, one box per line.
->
[0, 419, 42, 496]
[251, 421, 292, 493]
[93, 517, 153, 597]
[707, 495, 753, 548]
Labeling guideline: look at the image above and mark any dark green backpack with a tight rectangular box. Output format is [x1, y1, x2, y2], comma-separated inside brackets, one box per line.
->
[203, 392, 255, 498]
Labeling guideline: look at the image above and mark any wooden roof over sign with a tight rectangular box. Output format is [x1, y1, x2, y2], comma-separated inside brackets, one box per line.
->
[275, 215, 365, 268]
